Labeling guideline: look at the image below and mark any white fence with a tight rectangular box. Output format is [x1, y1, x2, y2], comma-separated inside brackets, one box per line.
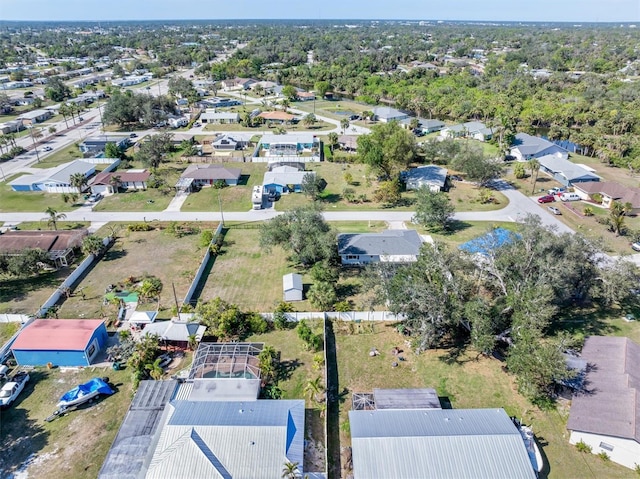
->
[81, 157, 121, 166]
[260, 311, 404, 322]
[0, 314, 31, 323]
[182, 223, 224, 307]
[36, 236, 114, 318]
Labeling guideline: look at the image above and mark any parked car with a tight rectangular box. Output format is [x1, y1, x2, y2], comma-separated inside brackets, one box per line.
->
[548, 187, 567, 195]
[537, 195, 555, 204]
[547, 206, 562, 215]
[560, 193, 581, 202]
[632, 242, 640, 252]
[194, 122, 201, 127]
[43, 146, 53, 152]
[78, 117, 84, 121]
[0, 371, 30, 408]
[129, 133, 137, 138]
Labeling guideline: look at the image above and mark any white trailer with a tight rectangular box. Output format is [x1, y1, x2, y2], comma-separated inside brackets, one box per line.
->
[252, 185, 264, 210]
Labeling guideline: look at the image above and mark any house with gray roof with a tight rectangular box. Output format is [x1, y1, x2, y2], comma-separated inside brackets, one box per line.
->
[10, 160, 96, 193]
[177, 164, 242, 191]
[143, 399, 305, 479]
[509, 133, 569, 161]
[17, 108, 52, 125]
[372, 106, 409, 123]
[568, 336, 640, 470]
[337, 229, 424, 265]
[349, 408, 537, 479]
[403, 165, 448, 191]
[263, 166, 313, 194]
[538, 153, 601, 186]
[200, 111, 240, 124]
[211, 133, 251, 151]
[440, 121, 493, 141]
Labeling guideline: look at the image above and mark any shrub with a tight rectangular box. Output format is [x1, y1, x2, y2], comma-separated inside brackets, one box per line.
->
[297, 319, 324, 351]
[583, 206, 594, 217]
[575, 441, 592, 453]
[127, 222, 153, 231]
[597, 451, 610, 461]
[200, 229, 214, 247]
[273, 311, 291, 330]
[592, 193, 603, 203]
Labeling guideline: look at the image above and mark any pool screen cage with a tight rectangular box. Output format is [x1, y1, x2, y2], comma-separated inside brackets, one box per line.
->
[189, 342, 264, 380]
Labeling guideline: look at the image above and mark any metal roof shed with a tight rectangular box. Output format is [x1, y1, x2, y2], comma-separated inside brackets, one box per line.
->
[283, 273, 303, 301]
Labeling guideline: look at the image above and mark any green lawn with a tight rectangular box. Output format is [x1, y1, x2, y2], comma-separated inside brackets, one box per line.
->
[0, 178, 72, 213]
[0, 365, 134, 479]
[276, 162, 508, 212]
[58, 224, 212, 322]
[410, 220, 520, 247]
[0, 322, 20, 344]
[334, 321, 635, 479]
[203, 120, 334, 133]
[292, 99, 372, 120]
[31, 143, 83, 169]
[16, 221, 89, 231]
[181, 163, 268, 212]
[0, 269, 70, 315]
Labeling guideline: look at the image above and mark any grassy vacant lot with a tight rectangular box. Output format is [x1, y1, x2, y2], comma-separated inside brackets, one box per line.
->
[277, 162, 508, 212]
[203, 120, 334, 133]
[58, 224, 213, 321]
[292, 99, 371, 120]
[16, 221, 89, 231]
[0, 366, 134, 479]
[0, 176, 72, 213]
[334, 321, 635, 479]
[31, 143, 83, 169]
[0, 269, 70, 315]
[181, 162, 268, 212]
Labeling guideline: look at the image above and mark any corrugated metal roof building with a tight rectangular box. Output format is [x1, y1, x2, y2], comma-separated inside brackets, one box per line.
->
[349, 408, 536, 479]
[144, 399, 305, 479]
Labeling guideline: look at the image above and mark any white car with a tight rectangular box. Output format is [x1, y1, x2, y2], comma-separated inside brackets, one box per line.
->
[0, 371, 30, 408]
[632, 242, 640, 252]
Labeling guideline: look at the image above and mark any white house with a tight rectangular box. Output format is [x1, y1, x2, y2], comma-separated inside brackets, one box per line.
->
[440, 121, 493, 141]
[568, 336, 640, 470]
[509, 133, 569, 161]
[337, 230, 424, 265]
[10, 160, 96, 193]
[403, 165, 448, 192]
[372, 106, 409, 123]
[200, 111, 240, 124]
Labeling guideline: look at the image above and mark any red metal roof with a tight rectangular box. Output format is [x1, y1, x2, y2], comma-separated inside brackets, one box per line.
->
[11, 319, 105, 351]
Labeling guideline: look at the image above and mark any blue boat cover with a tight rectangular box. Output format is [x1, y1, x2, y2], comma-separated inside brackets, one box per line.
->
[59, 377, 114, 403]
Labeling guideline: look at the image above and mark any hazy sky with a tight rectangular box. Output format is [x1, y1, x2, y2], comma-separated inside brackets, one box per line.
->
[1, 0, 639, 22]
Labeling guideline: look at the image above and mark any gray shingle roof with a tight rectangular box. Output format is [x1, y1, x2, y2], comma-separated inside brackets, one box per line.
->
[372, 106, 407, 120]
[567, 336, 640, 443]
[404, 165, 448, 189]
[538, 154, 601, 182]
[349, 408, 536, 479]
[338, 230, 423, 257]
[511, 133, 568, 157]
[181, 164, 242, 181]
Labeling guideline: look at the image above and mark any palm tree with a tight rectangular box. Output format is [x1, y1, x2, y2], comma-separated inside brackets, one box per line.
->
[281, 461, 301, 479]
[281, 98, 290, 112]
[70, 172, 88, 193]
[304, 376, 325, 403]
[327, 132, 339, 153]
[187, 333, 198, 351]
[48, 125, 57, 137]
[109, 175, 122, 194]
[43, 207, 66, 230]
[303, 113, 316, 128]
[145, 357, 164, 380]
[59, 104, 70, 129]
[529, 159, 540, 195]
[340, 118, 350, 134]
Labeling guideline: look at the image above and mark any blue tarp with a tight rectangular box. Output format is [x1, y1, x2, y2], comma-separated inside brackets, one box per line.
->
[59, 377, 113, 403]
[459, 228, 518, 256]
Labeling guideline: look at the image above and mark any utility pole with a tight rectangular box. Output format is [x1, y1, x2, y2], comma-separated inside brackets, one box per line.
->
[29, 126, 40, 163]
[172, 282, 181, 318]
[218, 190, 225, 227]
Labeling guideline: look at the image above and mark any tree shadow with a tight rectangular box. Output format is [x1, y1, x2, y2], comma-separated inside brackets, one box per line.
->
[336, 283, 360, 300]
[437, 220, 473, 237]
[276, 359, 301, 383]
[320, 193, 342, 204]
[437, 339, 470, 365]
[0, 270, 66, 303]
[102, 249, 127, 262]
[0, 371, 50, 476]
[237, 175, 250, 186]
[547, 305, 623, 337]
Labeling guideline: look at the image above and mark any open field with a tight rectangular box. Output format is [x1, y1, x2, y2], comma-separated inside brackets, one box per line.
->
[181, 162, 267, 212]
[31, 143, 83, 169]
[204, 120, 334, 133]
[277, 162, 508, 212]
[0, 269, 70, 315]
[0, 366, 133, 479]
[57, 224, 213, 321]
[0, 176, 72, 213]
[333, 321, 636, 479]
[292, 99, 372, 121]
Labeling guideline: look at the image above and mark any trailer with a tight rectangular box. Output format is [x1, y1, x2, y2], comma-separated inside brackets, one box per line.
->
[252, 185, 264, 210]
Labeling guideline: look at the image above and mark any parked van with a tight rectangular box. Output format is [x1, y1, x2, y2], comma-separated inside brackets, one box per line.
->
[560, 193, 580, 202]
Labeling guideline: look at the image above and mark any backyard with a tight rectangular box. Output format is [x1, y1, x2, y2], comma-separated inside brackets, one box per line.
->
[203, 119, 334, 133]
[333, 320, 637, 479]
[57, 223, 214, 322]
[181, 162, 268, 212]
[0, 268, 72, 315]
[0, 365, 134, 479]
[0, 175, 72, 213]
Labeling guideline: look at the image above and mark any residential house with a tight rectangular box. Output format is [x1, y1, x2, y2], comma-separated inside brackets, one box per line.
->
[221, 77, 256, 91]
[403, 165, 448, 192]
[296, 91, 315, 101]
[9, 160, 96, 193]
[18, 108, 52, 125]
[337, 230, 424, 265]
[283, 273, 303, 301]
[11, 319, 108, 367]
[177, 164, 242, 191]
[199, 111, 239, 124]
[259, 133, 318, 156]
[0, 119, 24, 134]
[568, 336, 640, 470]
[338, 135, 358, 151]
[509, 133, 569, 161]
[572, 181, 640, 214]
[538, 153, 601, 187]
[196, 97, 242, 109]
[263, 166, 313, 194]
[372, 106, 409, 123]
[440, 121, 493, 141]
[0, 228, 88, 267]
[79, 135, 130, 154]
[349, 408, 537, 479]
[211, 133, 250, 151]
[257, 110, 295, 124]
[167, 115, 189, 128]
[249, 80, 279, 95]
[417, 118, 446, 133]
[141, 320, 206, 350]
[111, 75, 152, 87]
[90, 170, 151, 195]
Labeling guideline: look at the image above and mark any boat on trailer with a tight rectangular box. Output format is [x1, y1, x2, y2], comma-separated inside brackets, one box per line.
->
[56, 377, 114, 409]
[513, 417, 543, 474]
